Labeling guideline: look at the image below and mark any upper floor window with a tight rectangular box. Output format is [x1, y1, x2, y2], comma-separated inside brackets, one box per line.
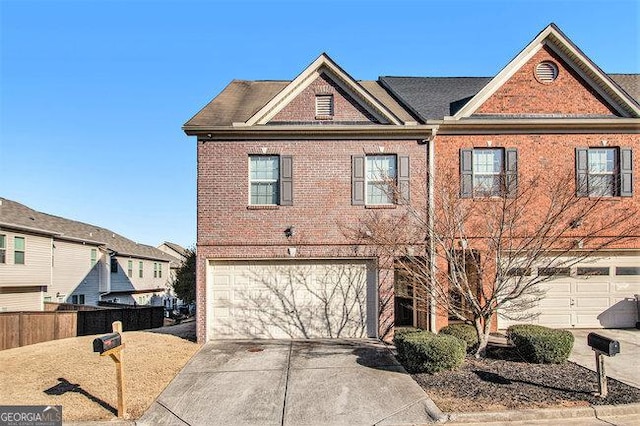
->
[110, 257, 118, 273]
[315, 94, 334, 118]
[90, 249, 97, 267]
[366, 155, 397, 205]
[352, 154, 409, 206]
[127, 260, 133, 278]
[0, 234, 5, 264]
[249, 155, 293, 206]
[14, 236, 25, 265]
[576, 147, 633, 197]
[139, 261, 144, 278]
[158, 263, 162, 278]
[460, 148, 518, 198]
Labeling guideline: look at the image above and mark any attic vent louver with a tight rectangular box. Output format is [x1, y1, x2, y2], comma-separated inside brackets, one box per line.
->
[315, 94, 334, 117]
[535, 61, 559, 83]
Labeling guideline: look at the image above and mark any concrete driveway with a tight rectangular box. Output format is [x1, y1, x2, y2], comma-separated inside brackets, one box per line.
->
[569, 329, 640, 388]
[138, 339, 440, 425]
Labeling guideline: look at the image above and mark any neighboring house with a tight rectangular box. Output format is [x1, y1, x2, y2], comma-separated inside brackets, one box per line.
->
[0, 198, 175, 311]
[184, 23, 639, 343]
[157, 241, 188, 309]
[157, 241, 188, 282]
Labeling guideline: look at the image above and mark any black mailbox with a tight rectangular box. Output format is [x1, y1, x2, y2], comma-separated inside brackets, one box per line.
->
[93, 332, 122, 354]
[587, 332, 620, 356]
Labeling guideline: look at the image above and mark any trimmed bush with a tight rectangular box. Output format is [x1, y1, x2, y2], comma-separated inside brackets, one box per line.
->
[507, 324, 574, 364]
[394, 330, 466, 374]
[439, 323, 479, 353]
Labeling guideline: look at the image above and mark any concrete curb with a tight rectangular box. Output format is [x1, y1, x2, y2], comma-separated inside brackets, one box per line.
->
[446, 402, 640, 423]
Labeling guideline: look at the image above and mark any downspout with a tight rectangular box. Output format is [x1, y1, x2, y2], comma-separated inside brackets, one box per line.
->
[427, 128, 438, 332]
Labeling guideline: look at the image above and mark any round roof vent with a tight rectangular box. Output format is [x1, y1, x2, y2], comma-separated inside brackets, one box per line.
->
[535, 61, 559, 83]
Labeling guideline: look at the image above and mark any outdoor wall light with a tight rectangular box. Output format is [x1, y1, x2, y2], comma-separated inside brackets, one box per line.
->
[570, 218, 583, 229]
[284, 226, 295, 238]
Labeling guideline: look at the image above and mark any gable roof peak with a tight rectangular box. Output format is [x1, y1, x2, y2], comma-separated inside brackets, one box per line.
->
[243, 52, 404, 126]
[452, 23, 640, 119]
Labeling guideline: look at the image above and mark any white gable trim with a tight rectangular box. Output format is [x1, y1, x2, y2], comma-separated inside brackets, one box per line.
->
[245, 53, 403, 126]
[452, 24, 640, 119]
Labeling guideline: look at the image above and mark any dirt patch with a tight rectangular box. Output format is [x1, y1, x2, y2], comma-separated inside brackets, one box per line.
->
[412, 354, 640, 413]
[0, 326, 200, 421]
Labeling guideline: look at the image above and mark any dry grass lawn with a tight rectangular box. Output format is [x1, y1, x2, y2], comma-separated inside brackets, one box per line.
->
[0, 329, 199, 421]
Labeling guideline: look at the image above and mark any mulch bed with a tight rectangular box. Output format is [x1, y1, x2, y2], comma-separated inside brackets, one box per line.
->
[411, 349, 640, 413]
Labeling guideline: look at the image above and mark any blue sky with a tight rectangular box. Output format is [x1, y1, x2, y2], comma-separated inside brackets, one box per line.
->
[1, 0, 638, 249]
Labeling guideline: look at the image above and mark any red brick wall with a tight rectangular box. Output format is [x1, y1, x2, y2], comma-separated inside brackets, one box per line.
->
[196, 138, 427, 342]
[475, 46, 619, 116]
[270, 73, 378, 123]
[432, 132, 640, 331]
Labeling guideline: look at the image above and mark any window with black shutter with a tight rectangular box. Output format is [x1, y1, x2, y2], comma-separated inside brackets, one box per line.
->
[575, 147, 633, 197]
[352, 154, 410, 205]
[460, 148, 518, 198]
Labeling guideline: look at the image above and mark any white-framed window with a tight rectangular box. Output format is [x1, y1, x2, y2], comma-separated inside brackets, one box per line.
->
[0, 234, 5, 264]
[460, 148, 518, 198]
[14, 236, 25, 265]
[158, 263, 162, 279]
[250, 155, 280, 205]
[587, 148, 616, 196]
[127, 260, 133, 278]
[153, 262, 159, 278]
[576, 147, 633, 197]
[472, 149, 504, 196]
[366, 155, 397, 205]
[90, 248, 97, 267]
[315, 94, 334, 117]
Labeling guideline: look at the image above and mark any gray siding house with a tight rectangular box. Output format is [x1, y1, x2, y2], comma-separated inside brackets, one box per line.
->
[0, 197, 177, 311]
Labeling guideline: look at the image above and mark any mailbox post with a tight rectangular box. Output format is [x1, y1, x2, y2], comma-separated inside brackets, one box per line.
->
[587, 332, 620, 398]
[93, 321, 126, 418]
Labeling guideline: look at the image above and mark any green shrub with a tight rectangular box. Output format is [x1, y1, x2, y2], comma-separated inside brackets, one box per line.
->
[439, 323, 479, 353]
[507, 324, 574, 364]
[394, 330, 466, 374]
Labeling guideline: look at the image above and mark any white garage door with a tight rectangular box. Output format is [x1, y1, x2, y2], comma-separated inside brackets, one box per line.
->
[207, 259, 377, 339]
[499, 255, 640, 329]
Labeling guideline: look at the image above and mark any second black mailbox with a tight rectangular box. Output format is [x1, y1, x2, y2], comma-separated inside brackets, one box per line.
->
[587, 332, 620, 356]
[93, 332, 122, 354]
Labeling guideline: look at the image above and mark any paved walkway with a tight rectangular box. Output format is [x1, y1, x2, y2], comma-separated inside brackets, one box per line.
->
[137, 339, 441, 425]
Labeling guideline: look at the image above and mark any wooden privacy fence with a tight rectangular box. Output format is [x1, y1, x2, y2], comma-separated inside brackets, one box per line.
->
[0, 311, 77, 351]
[0, 306, 164, 351]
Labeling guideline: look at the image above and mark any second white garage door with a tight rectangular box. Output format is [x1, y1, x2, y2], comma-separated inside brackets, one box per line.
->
[499, 255, 640, 329]
[207, 259, 377, 339]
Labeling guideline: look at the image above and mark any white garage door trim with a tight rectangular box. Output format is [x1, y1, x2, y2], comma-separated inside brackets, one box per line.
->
[206, 258, 378, 340]
[499, 254, 640, 329]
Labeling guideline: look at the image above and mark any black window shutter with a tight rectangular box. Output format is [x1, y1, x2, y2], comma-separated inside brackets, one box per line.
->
[460, 149, 473, 198]
[620, 148, 633, 197]
[280, 155, 293, 205]
[398, 155, 410, 203]
[575, 148, 588, 197]
[505, 148, 518, 198]
[352, 155, 365, 205]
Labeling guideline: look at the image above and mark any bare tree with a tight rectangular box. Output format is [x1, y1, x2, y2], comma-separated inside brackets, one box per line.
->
[347, 171, 639, 357]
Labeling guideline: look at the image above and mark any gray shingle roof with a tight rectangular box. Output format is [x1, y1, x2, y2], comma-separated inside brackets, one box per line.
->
[185, 73, 639, 127]
[609, 74, 640, 103]
[184, 79, 418, 127]
[379, 77, 492, 121]
[0, 197, 173, 262]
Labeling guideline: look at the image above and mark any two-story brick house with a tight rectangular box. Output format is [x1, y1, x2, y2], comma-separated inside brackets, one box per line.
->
[185, 24, 639, 343]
